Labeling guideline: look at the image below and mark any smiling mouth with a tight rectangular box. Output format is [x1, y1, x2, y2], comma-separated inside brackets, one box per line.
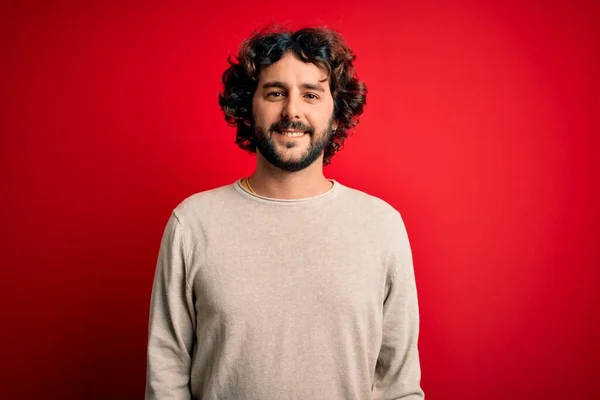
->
[275, 130, 307, 138]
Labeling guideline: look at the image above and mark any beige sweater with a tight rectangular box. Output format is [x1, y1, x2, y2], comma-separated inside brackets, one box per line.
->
[145, 179, 424, 399]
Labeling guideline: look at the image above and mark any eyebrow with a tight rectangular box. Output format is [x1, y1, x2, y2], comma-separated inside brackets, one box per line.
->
[261, 81, 326, 92]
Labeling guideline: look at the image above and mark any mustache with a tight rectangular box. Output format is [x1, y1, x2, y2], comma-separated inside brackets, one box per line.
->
[269, 120, 315, 135]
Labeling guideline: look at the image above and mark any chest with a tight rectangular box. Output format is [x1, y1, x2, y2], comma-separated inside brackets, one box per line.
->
[188, 221, 389, 325]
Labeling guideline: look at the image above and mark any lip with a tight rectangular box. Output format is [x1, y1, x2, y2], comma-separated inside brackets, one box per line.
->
[275, 129, 308, 137]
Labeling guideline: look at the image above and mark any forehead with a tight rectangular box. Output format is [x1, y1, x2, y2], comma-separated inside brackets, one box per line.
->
[257, 51, 330, 89]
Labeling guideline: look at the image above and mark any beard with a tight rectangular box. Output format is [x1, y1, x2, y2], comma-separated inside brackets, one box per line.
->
[253, 117, 334, 172]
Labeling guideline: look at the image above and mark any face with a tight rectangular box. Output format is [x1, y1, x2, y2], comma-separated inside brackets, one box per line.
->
[250, 51, 337, 172]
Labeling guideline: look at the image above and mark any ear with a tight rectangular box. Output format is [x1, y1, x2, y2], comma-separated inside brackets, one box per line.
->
[332, 120, 339, 132]
[243, 118, 252, 127]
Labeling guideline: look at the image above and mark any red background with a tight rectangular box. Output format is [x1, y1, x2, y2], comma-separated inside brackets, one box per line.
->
[2, 1, 599, 399]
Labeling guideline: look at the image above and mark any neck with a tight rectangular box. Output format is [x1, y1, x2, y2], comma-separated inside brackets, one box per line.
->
[248, 154, 332, 200]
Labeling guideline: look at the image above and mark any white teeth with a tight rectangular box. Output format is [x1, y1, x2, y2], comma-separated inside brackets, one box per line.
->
[280, 131, 304, 137]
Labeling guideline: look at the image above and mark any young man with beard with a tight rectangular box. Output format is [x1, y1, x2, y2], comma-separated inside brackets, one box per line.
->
[145, 26, 424, 400]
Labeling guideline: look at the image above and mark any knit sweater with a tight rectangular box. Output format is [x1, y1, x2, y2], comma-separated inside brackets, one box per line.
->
[145, 179, 424, 399]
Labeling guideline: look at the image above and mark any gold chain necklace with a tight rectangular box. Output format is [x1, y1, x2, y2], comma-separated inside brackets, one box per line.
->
[244, 177, 257, 194]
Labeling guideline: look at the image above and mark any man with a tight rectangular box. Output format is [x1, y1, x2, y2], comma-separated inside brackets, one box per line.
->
[145, 26, 424, 400]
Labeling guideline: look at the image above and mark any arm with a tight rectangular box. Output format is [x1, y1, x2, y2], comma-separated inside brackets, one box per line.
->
[145, 213, 196, 400]
[372, 212, 424, 399]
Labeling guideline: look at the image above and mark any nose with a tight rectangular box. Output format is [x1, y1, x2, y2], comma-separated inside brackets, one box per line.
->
[282, 94, 301, 120]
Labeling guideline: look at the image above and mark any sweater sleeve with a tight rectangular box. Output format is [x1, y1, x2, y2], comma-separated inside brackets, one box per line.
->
[145, 213, 195, 400]
[372, 212, 425, 399]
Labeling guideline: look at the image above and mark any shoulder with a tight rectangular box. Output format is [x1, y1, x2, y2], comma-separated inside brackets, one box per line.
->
[336, 183, 411, 252]
[338, 183, 405, 225]
[171, 181, 239, 225]
[337, 183, 413, 278]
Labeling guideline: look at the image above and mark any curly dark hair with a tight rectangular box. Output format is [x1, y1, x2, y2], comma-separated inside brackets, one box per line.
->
[218, 25, 367, 166]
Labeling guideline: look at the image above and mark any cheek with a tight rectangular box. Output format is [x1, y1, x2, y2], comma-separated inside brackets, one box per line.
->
[250, 96, 259, 121]
[311, 99, 335, 128]
[252, 100, 279, 126]
[308, 110, 333, 130]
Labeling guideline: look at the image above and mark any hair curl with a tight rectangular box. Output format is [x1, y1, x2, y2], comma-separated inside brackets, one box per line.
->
[218, 25, 367, 165]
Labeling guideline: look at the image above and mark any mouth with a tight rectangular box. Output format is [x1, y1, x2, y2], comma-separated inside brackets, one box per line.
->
[274, 129, 308, 138]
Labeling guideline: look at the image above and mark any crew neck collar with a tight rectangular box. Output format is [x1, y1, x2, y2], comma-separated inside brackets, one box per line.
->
[233, 178, 340, 206]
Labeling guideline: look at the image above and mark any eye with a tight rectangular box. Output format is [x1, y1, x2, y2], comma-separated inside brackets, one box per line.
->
[304, 93, 319, 100]
[267, 91, 285, 98]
